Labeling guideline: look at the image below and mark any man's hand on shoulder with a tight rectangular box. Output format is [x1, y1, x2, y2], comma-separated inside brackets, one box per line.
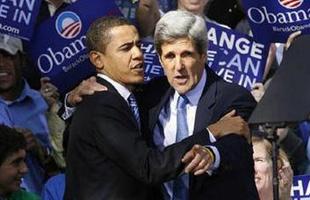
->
[67, 76, 107, 107]
[208, 110, 250, 141]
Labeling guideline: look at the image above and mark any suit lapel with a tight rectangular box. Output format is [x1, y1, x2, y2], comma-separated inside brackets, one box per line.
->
[193, 68, 219, 133]
[96, 76, 140, 132]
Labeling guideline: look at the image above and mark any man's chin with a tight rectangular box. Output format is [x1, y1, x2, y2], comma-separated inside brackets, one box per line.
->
[175, 86, 190, 95]
[0, 86, 13, 93]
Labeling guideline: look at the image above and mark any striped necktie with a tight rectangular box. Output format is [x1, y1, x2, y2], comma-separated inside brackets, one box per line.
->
[128, 94, 141, 129]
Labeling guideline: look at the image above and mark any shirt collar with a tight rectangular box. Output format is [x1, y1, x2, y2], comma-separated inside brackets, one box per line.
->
[97, 73, 131, 101]
[0, 80, 34, 105]
[173, 68, 207, 106]
[15, 80, 34, 102]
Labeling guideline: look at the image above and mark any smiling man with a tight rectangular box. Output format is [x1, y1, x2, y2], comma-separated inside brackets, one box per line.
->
[0, 125, 39, 200]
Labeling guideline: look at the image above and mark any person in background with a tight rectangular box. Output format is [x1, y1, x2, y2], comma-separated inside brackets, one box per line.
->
[136, 0, 213, 38]
[252, 135, 293, 200]
[250, 31, 307, 175]
[0, 33, 51, 194]
[0, 124, 39, 200]
[40, 77, 66, 170]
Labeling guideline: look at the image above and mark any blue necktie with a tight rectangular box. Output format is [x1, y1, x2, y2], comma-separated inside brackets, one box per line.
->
[173, 95, 189, 200]
[128, 94, 141, 129]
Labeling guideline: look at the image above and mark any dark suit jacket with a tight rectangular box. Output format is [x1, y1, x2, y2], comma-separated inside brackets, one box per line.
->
[64, 77, 214, 200]
[143, 67, 259, 200]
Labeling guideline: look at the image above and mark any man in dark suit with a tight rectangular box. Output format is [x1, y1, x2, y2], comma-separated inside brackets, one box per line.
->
[64, 16, 246, 200]
[141, 10, 258, 199]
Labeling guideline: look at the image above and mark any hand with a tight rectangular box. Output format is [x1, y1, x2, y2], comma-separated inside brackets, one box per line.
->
[279, 161, 293, 200]
[208, 110, 250, 141]
[16, 128, 40, 151]
[285, 31, 302, 50]
[181, 144, 214, 175]
[67, 76, 107, 106]
[16, 128, 49, 163]
[251, 82, 265, 102]
[40, 77, 60, 108]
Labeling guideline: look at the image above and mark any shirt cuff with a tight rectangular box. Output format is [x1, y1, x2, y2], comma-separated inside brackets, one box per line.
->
[61, 93, 76, 120]
[207, 127, 216, 143]
[206, 145, 220, 170]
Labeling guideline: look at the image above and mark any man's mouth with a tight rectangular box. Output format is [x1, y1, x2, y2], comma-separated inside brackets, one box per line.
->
[174, 75, 188, 84]
[131, 63, 144, 73]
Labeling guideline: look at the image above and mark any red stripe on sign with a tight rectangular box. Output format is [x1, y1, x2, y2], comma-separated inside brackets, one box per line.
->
[288, 1, 300, 7]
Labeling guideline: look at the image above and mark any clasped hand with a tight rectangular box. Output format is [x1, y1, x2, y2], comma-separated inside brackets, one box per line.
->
[181, 144, 214, 175]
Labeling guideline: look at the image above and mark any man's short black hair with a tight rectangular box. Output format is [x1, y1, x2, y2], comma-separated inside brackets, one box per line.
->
[0, 125, 26, 165]
[86, 16, 133, 53]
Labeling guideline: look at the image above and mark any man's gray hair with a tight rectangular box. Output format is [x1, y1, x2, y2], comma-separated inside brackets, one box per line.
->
[154, 10, 208, 55]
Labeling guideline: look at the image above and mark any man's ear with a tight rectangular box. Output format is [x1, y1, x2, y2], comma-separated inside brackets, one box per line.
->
[158, 53, 163, 66]
[89, 51, 104, 70]
[200, 52, 207, 63]
[157, 54, 167, 75]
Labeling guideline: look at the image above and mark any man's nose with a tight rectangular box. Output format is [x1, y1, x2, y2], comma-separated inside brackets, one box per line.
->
[132, 46, 143, 60]
[175, 57, 184, 71]
[19, 161, 28, 175]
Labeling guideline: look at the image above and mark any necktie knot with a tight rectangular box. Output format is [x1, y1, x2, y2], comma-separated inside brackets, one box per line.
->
[128, 94, 141, 129]
[177, 95, 189, 110]
[128, 94, 137, 107]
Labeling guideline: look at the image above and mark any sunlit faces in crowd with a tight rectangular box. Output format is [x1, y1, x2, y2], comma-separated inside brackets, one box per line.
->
[252, 137, 290, 200]
[159, 37, 206, 95]
[253, 141, 273, 196]
[177, 0, 209, 15]
[0, 149, 28, 197]
[89, 25, 144, 90]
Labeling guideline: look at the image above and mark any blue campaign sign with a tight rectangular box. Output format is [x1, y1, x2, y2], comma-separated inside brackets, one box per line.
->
[0, 0, 42, 40]
[115, 0, 138, 23]
[242, 0, 310, 43]
[291, 174, 310, 199]
[28, 0, 122, 94]
[206, 21, 269, 90]
[141, 40, 164, 82]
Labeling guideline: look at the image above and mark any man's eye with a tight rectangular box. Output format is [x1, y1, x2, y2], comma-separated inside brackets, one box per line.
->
[182, 51, 193, 57]
[164, 53, 175, 59]
[136, 42, 142, 48]
[121, 46, 131, 51]
[254, 158, 265, 162]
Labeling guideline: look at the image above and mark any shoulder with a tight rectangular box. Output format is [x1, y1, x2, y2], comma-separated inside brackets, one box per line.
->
[220, 81, 254, 102]
[207, 68, 253, 99]
[41, 174, 65, 200]
[74, 90, 129, 118]
[9, 189, 40, 200]
[137, 76, 170, 108]
[22, 81, 47, 106]
[82, 90, 125, 107]
[143, 76, 169, 92]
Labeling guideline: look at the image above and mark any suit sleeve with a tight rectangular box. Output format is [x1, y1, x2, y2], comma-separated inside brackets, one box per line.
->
[86, 92, 210, 185]
[210, 86, 256, 172]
